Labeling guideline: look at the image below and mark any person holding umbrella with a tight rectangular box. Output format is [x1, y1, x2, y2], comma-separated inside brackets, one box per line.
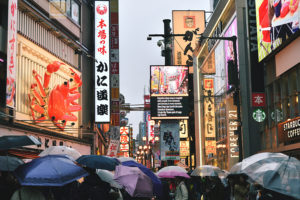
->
[174, 176, 188, 200]
[78, 167, 112, 200]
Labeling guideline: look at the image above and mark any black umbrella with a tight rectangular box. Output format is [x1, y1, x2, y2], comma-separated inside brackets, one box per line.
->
[0, 135, 41, 150]
[0, 155, 24, 171]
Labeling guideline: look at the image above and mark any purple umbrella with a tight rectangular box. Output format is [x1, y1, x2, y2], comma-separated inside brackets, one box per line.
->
[157, 166, 190, 179]
[114, 165, 153, 198]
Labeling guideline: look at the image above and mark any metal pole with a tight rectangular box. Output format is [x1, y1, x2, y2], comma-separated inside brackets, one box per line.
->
[232, 36, 243, 161]
[163, 19, 172, 66]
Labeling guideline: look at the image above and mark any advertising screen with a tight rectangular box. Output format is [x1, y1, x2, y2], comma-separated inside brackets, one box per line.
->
[160, 121, 180, 160]
[256, 0, 300, 61]
[150, 66, 188, 96]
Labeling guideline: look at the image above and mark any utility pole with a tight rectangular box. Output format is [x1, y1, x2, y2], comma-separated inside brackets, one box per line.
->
[147, 19, 185, 66]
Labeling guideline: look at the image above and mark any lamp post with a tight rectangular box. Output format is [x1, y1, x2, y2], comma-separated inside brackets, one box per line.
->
[199, 35, 243, 161]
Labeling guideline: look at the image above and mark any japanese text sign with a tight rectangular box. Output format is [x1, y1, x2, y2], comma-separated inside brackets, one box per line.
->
[95, 1, 110, 122]
[6, 0, 18, 108]
[252, 93, 265, 107]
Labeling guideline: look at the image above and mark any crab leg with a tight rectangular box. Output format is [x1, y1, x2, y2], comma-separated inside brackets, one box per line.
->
[44, 61, 63, 89]
[28, 94, 46, 123]
[31, 83, 45, 106]
[32, 70, 46, 98]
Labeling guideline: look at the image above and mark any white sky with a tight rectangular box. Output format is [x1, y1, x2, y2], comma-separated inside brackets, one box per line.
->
[119, 0, 211, 137]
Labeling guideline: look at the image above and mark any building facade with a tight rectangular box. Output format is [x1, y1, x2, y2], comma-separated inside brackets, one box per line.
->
[0, 0, 102, 157]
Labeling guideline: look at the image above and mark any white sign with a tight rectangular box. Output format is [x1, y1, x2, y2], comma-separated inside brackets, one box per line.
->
[6, 0, 18, 108]
[95, 1, 110, 122]
[107, 140, 119, 157]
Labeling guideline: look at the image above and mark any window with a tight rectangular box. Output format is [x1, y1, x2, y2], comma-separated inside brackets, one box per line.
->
[50, 0, 80, 25]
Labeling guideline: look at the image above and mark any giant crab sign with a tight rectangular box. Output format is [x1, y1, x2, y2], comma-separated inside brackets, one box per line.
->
[28, 61, 82, 130]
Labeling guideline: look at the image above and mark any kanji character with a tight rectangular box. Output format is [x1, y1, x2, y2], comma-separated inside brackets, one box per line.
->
[97, 19, 106, 29]
[97, 104, 108, 115]
[97, 89, 108, 100]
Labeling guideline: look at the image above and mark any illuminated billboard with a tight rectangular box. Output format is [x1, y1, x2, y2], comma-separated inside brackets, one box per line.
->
[150, 66, 189, 119]
[95, 0, 110, 123]
[150, 66, 188, 96]
[256, 0, 300, 61]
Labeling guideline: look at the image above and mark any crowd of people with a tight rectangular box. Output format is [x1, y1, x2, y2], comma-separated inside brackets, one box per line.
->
[0, 167, 298, 200]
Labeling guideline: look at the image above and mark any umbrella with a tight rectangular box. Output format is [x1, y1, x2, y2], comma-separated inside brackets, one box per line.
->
[0, 156, 24, 171]
[39, 146, 81, 160]
[122, 161, 162, 198]
[96, 169, 122, 189]
[114, 165, 153, 198]
[117, 156, 136, 162]
[0, 135, 41, 150]
[157, 166, 190, 179]
[191, 165, 224, 177]
[229, 152, 300, 199]
[14, 155, 89, 186]
[76, 155, 119, 171]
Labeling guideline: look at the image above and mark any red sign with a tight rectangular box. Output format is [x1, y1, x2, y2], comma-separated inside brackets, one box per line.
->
[111, 62, 119, 74]
[120, 126, 129, 135]
[252, 93, 265, 107]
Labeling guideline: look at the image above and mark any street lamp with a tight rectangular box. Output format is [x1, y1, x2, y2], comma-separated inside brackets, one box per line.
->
[199, 35, 243, 161]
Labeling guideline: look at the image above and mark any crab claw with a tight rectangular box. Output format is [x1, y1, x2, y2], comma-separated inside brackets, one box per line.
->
[44, 61, 65, 89]
[47, 61, 64, 73]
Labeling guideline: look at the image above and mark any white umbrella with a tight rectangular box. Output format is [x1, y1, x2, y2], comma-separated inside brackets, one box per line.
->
[96, 169, 122, 189]
[39, 146, 81, 160]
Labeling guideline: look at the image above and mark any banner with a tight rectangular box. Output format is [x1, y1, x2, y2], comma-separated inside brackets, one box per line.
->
[203, 78, 216, 157]
[6, 0, 18, 108]
[95, 0, 110, 122]
[160, 121, 180, 160]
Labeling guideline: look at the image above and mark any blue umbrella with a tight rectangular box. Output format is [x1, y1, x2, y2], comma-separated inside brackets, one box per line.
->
[14, 155, 89, 186]
[76, 155, 119, 171]
[0, 135, 41, 150]
[122, 161, 162, 198]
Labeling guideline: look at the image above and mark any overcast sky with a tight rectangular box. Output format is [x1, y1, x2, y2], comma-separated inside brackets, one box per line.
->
[119, 0, 211, 137]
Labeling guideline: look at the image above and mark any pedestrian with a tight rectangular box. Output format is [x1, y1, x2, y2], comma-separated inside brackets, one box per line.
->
[174, 176, 188, 200]
[10, 186, 46, 200]
[78, 167, 112, 200]
[233, 174, 249, 200]
[0, 171, 19, 200]
[205, 176, 225, 200]
[160, 178, 171, 200]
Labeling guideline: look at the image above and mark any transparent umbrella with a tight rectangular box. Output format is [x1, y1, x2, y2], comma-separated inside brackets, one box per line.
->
[39, 146, 81, 160]
[229, 152, 300, 199]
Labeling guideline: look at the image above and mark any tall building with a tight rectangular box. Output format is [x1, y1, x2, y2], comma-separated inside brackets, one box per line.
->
[0, 0, 101, 157]
[193, 0, 264, 169]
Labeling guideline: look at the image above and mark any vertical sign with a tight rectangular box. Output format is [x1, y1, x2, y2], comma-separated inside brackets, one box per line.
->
[95, 1, 110, 122]
[172, 11, 205, 66]
[203, 78, 216, 157]
[6, 0, 18, 108]
[119, 126, 129, 155]
[226, 96, 239, 168]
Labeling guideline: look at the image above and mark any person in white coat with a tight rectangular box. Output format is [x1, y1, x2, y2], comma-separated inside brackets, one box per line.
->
[174, 177, 188, 200]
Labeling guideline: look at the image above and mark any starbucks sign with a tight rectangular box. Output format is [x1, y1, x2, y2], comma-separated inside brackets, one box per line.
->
[252, 108, 266, 122]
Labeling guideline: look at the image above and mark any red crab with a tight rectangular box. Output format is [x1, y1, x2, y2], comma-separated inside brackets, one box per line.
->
[28, 61, 82, 130]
